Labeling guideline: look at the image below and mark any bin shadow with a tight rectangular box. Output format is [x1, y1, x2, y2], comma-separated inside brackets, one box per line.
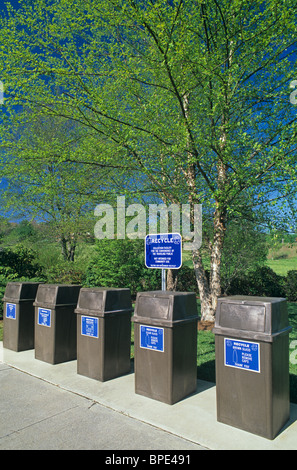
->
[290, 373, 297, 407]
[277, 403, 297, 436]
[128, 359, 215, 401]
[171, 364, 216, 404]
[274, 400, 297, 438]
[280, 374, 297, 434]
[243, 373, 297, 439]
[176, 376, 215, 404]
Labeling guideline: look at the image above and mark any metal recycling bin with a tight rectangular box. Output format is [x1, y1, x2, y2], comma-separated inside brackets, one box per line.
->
[3, 282, 41, 351]
[132, 291, 198, 405]
[213, 295, 291, 439]
[34, 284, 81, 364]
[75, 287, 133, 381]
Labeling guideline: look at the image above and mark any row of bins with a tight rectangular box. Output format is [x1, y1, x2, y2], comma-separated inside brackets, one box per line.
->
[2, 281, 292, 439]
[3, 282, 198, 402]
[3, 283, 133, 378]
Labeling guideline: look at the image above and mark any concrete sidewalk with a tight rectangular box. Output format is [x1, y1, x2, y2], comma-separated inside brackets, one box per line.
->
[1, 342, 297, 450]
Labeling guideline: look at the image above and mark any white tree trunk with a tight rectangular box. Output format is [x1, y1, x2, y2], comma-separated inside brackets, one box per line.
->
[192, 207, 227, 322]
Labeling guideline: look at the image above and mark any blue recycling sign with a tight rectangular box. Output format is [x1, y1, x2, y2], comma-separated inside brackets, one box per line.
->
[224, 338, 260, 373]
[6, 303, 16, 320]
[140, 325, 164, 352]
[38, 308, 51, 327]
[145, 233, 182, 269]
[81, 316, 99, 338]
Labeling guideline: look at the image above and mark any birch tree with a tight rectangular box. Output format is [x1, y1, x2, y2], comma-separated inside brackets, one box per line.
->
[1, 0, 297, 319]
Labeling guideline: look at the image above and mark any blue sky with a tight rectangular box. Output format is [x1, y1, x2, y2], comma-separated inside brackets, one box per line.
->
[0, 0, 20, 10]
[0, 1, 21, 217]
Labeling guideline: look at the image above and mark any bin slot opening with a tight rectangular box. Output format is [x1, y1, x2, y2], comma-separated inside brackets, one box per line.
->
[4, 284, 21, 299]
[78, 291, 103, 311]
[137, 296, 169, 320]
[220, 303, 265, 332]
[35, 286, 57, 305]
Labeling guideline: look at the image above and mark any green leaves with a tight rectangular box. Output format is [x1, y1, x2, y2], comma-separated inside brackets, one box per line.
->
[0, 0, 297, 294]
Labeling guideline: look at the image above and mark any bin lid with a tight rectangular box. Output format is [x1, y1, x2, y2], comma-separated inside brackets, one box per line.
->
[132, 291, 198, 327]
[74, 287, 132, 316]
[3, 282, 41, 302]
[213, 295, 291, 341]
[33, 284, 81, 307]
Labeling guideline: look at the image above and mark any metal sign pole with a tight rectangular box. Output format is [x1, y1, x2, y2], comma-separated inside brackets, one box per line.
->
[162, 268, 166, 291]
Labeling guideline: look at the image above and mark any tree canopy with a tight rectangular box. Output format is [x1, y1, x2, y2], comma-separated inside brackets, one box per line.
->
[0, 0, 297, 319]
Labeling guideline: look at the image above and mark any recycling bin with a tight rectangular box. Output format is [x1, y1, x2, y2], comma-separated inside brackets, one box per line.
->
[132, 291, 198, 405]
[75, 287, 133, 381]
[213, 295, 292, 439]
[34, 284, 81, 364]
[3, 282, 41, 351]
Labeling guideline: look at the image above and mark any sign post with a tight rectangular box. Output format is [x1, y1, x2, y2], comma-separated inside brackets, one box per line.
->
[161, 269, 166, 291]
[145, 233, 182, 291]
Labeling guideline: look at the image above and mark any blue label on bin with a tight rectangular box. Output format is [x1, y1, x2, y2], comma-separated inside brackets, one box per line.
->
[224, 338, 260, 373]
[81, 316, 99, 338]
[140, 325, 164, 352]
[38, 308, 51, 327]
[6, 303, 16, 320]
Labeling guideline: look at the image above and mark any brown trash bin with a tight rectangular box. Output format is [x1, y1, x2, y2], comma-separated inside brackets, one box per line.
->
[213, 295, 292, 439]
[132, 291, 198, 405]
[34, 284, 81, 364]
[75, 287, 133, 382]
[3, 282, 41, 352]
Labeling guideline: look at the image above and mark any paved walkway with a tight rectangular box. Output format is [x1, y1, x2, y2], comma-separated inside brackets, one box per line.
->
[1, 343, 297, 450]
[0, 363, 207, 451]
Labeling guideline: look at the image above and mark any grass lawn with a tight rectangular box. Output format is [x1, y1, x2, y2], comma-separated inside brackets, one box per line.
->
[266, 258, 297, 276]
[184, 248, 297, 276]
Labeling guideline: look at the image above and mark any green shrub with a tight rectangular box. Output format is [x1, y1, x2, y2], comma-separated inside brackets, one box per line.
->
[0, 245, 44, 319]
[247, 266, 285, 297]
[285, 270, 297, 301]
[84, 239, 161, 297]
[176, 265, 198, 293]
[0, 245, 42, 279]
[45, 262, 84, 285]
[228, 266, 285, 297]
[84, 240, 202, 297]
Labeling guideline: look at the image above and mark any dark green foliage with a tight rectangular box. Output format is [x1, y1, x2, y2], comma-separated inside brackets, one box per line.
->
[0, 245, 43, 318]
[176, 265, 198, 293]
[84, 240, 203, 297]
[227, 266, 297, 301]
[228, 266, 286, 297]
[285, 271, 297, 302]
[0, 245, 42, 279]
[45, 264, 85, 285]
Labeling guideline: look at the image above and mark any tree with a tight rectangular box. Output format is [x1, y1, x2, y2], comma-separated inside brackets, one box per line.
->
[1, 0, 297, 319]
